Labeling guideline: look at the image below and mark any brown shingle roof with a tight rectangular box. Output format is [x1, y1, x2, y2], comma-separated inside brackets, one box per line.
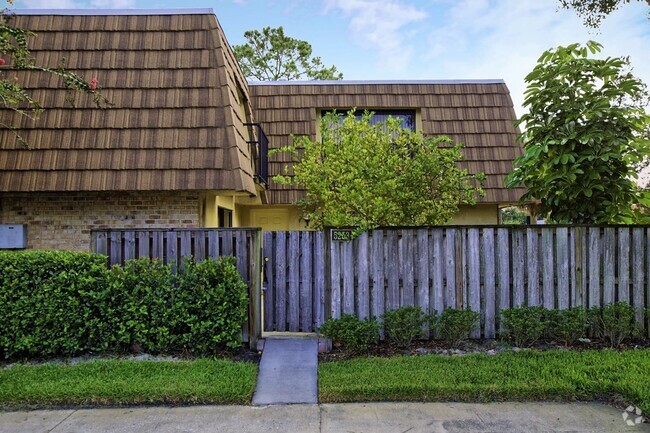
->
[249, 81, 525, 204]
[0, 10, 257, 194]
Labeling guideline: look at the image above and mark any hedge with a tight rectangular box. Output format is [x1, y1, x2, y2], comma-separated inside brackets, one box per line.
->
[0, 251, 249, 360]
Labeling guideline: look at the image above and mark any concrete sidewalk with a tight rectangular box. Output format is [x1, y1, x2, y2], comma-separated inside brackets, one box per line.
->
[1, 402, 647, 433]
[252, 337, 318, 405]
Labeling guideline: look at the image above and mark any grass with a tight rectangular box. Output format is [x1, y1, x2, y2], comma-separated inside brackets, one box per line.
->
[319, 349, 650, 413]
[0, 358, 257, 408]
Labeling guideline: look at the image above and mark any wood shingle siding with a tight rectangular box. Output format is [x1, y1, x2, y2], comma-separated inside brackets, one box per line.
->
[249, 81, 525, 205]
[0, 11, 257, 194]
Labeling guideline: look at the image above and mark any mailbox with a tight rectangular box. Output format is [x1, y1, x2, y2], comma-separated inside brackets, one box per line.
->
[0, 224, 27, 249]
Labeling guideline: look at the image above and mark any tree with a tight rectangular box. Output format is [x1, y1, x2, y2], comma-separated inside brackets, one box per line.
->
[559, 0, 650, 27]
[273, 111, 484, 231]
[505, 41, 650, 224]
[1, 6, 108, 146]
[233, 26, 342, 81]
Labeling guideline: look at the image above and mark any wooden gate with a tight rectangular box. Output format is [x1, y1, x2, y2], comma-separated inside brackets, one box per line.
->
[91, 228, 263, 348]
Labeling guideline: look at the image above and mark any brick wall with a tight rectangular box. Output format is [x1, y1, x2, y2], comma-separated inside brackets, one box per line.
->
[0, 191, 201, 251]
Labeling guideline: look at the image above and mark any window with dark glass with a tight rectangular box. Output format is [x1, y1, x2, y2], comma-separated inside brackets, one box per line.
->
[323, 109, 416, 131]
[218, 207, 233, 228]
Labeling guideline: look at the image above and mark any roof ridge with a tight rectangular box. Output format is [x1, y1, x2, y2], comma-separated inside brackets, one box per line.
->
[9, 8, 215, 16]
[248, 79, 505, 86]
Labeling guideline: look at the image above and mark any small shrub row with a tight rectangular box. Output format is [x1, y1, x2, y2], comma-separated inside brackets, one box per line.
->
[319, 302, 645, 353]
[0, 251, 248, 359]
[501, 303, 641, 348]
[319, 307, 478, 353]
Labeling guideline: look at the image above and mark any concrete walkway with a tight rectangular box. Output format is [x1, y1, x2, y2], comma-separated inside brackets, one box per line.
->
[1, 402, 647, 433]
[252, 337, 318, 405]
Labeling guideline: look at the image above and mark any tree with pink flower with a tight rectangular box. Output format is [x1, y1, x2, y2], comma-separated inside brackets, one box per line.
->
[1, 2, 109, 147]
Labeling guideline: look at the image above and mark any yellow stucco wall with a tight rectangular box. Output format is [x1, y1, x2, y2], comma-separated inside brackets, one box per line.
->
[240, 205, 310, 231]
[203, 193, 240, 228]
[235, 203, 499, 231]
[449, 204, 499, 225]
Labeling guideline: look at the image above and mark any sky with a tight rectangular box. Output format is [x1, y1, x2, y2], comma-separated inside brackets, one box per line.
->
[11, 0, 650, 182]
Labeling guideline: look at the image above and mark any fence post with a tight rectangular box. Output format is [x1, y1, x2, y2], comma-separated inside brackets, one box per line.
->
[574, 226, 585, 307]
[248, 229, 263, 350]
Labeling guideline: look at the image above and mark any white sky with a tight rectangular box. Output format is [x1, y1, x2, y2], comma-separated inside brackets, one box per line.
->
[12, 0, 650, 184]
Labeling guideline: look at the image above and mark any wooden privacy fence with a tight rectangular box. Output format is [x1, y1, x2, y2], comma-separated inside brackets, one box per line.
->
[91, 228, 263, 348]
[263, 226, 650, 338]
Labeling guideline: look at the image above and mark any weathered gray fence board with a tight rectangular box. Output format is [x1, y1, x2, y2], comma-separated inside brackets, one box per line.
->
[313, 232, 326, 329]
[556, 228, 569, 309]
[401, 230, 415, 307]
[386, 230, 400, 311]
[356, 232, 370, 319]
[342, 240, 354, 315]
[527, 228, 539, 306]
[445, 229, 456, 308]
[300, 233, 313, 332]
[371, 232, 385, 321]
[603, 228, 616, 305]
[263, 232, 274, 332]
[330, 237, 341, 319]
[468, 228, 481, 338]
[482, 228, 496, 338]
[124, 231, 136, 261]
[618, 228, 630, 303]
[275, 232, 287, 331]
[588, 228, 601, 308]
[512, 230, 525, 307]
[179, 231, 191, 267]
[136, 232, 150, 257]
[633, 228, 645, 324]
[417, 229, 430, 337]
[194, 231, 206, 261]
[110, 232, 122, 265]
[288, 232, 300, 332]
[431, 229, 444, 316]
[647, 228, 650, 338]
[497, 228, 510, 329]
[542, 229, 554, 308]
[220, 231, 232, 256]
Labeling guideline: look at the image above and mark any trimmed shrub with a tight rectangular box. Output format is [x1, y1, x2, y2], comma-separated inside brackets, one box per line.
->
[0, 251, 250, 359]
[381, 306, 428, 347]
[0, 250, 108, 359]
[501, 306, 547, 347]
[433, 308, 479, 348]
[174, 256, 249, 352]
[319, 314, 380, 353]
[546, 307, 588, 346]
[589, 302, 638, 348]
[102, 258, 177, 353]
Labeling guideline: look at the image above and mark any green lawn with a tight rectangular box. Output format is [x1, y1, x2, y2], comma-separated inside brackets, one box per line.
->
[0, 359, 257, 408]
[319, 349, 650, 413]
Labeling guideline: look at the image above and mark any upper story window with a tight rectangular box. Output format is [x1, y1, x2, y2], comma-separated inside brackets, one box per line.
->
[323, 109, 416, 131]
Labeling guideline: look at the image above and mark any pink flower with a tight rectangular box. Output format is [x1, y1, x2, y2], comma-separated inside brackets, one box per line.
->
[0, 58, 5, 66]
[89, 77, 98, 90]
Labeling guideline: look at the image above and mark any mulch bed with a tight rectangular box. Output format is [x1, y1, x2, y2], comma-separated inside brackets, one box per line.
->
[319, 337, 650, 362]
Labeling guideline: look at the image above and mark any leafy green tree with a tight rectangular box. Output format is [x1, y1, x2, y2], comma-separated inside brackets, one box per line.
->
[506, 41, 650, 224]
[1, 6, 108, 146]
[559, 0, 650, 27]
[233, 26, 342, 81]
[500, 207, 528, 224]
[274, 111, 484, 230]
